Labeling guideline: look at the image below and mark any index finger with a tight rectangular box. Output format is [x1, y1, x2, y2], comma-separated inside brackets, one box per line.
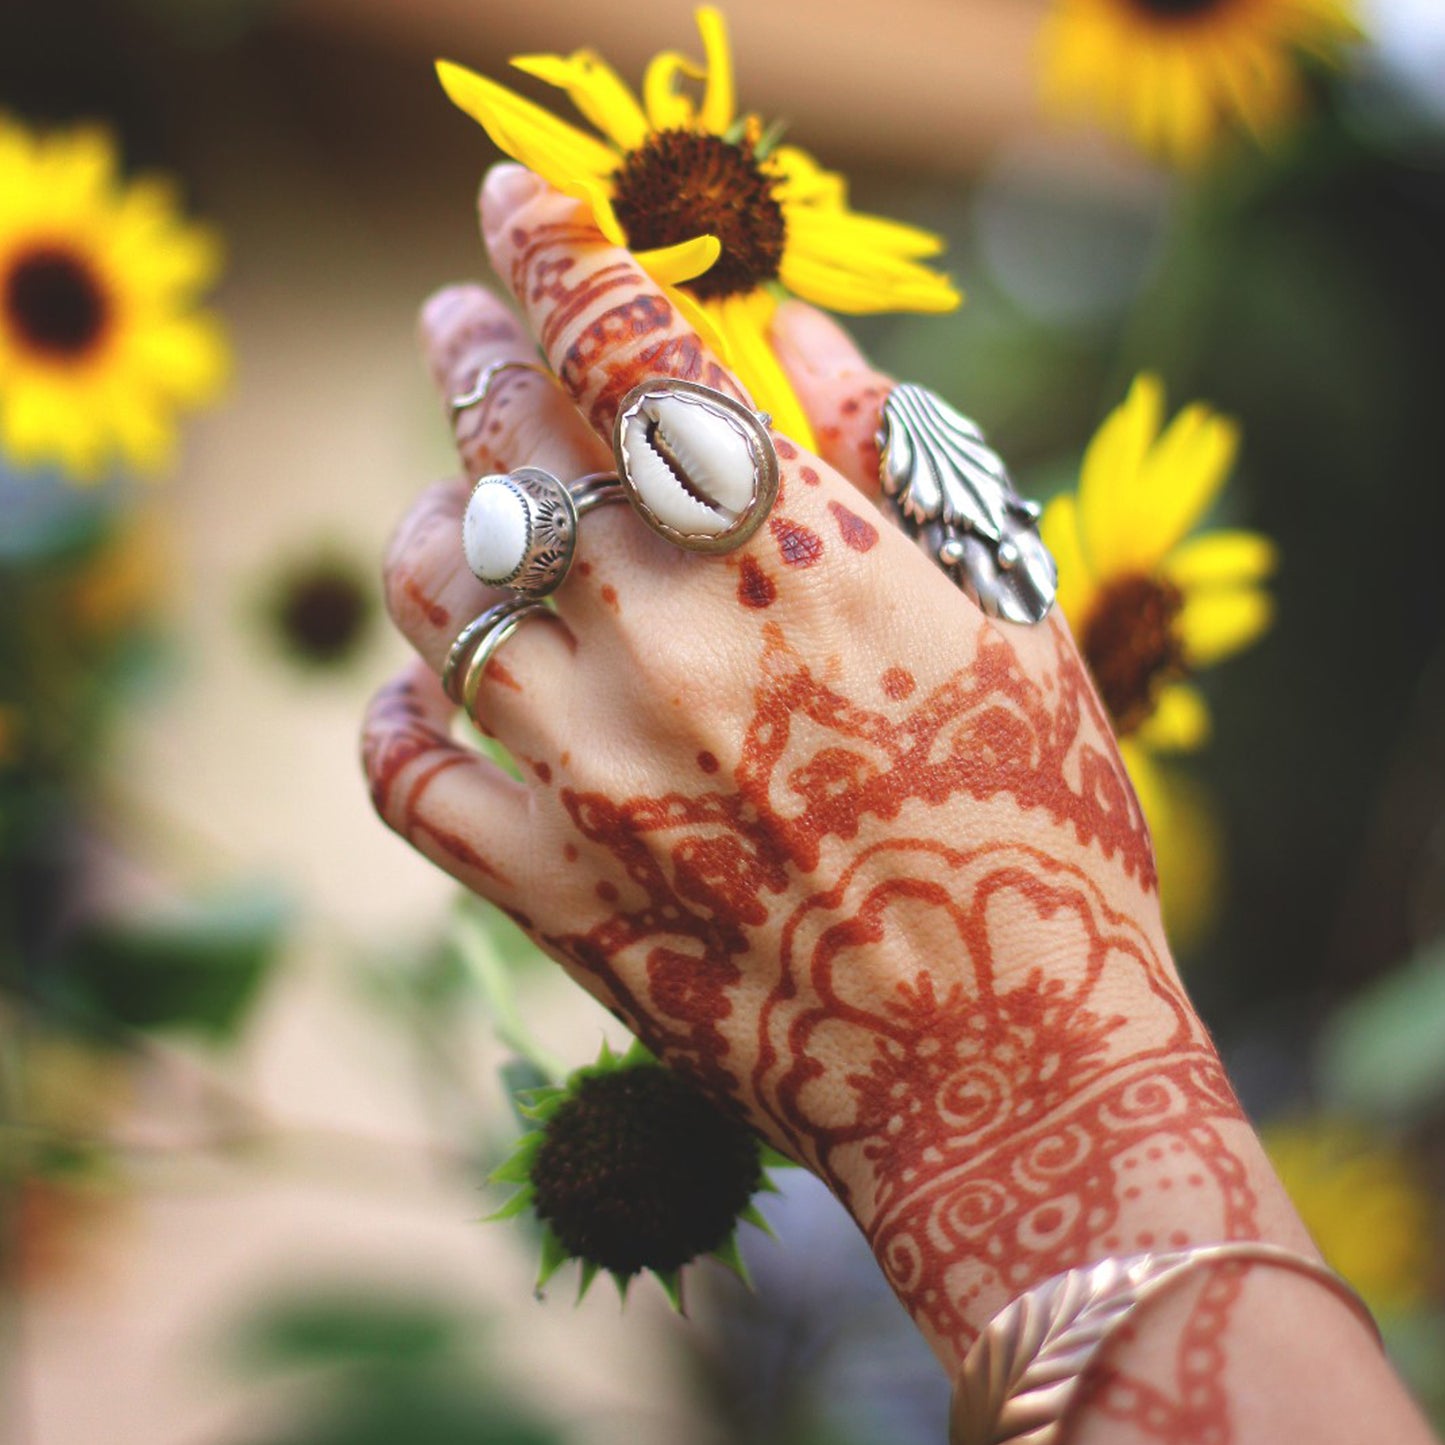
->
[479, 164, 746, 439]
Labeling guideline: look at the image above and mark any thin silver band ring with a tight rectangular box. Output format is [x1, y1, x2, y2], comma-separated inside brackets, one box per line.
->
[450, 359, 553, 415]
[459, 601, 562, 719]
[441, 598, 560, 710]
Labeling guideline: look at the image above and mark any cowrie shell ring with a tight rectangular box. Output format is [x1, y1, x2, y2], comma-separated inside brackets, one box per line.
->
[612, 379, 779, 554]
[462, 468, 625, 597]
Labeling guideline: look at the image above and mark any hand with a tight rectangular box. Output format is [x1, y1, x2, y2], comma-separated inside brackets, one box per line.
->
[364, 165, 1321, 1397]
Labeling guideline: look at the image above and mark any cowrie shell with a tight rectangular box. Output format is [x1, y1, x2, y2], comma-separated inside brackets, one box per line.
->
[612, 380, 779, 553]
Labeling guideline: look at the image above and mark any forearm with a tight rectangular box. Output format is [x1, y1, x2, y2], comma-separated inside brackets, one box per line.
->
[834, 951, 1436, 1442]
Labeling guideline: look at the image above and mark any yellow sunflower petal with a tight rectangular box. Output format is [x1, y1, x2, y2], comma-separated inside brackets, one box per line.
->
[435, 60, 618, 191]
[510, 50, 648, 152]
[695, 7, 735, 134]
[778, 244, 960, 315]
[1039, 494, 1097, 629]
[768, 145, 848, 206]
[1121, 739, 1223, 955]
[1164, 529, 1277, 591]
[130, 312, 230, 404]
[578, 176, 627, 245]
[643, 52, 702, 131]
[1078, 372, 1164, 576]
[1177, 587, 1273, 668]
[1129, 403, 1241, 564]
[665, 284, 732, 363]
[635, 234, 722, 287]
[785, 204, 946, 261]
[1135, 683, 1212, 753]
[713, 291, 816, 452]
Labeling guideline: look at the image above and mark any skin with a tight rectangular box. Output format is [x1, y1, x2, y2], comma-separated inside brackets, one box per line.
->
[362, 164, 1437, 1444]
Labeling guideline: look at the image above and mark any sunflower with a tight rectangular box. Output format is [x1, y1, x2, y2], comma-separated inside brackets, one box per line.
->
[1043, 372, 1274, 749]
[490, 1038, 777, 1308]
[436, 7, 959, 450]
[0, 117, 228, 481]
[1042, 374, 1273, 942]
[1039, 0, 1360, 165]
[1264, 1117, 1436, 1316]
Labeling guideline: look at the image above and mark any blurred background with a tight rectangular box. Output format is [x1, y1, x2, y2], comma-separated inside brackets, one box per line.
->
[2, 0, 1444, 1441]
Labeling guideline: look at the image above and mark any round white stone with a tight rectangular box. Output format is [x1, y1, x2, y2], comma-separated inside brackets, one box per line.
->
[463, 479, 530, 584]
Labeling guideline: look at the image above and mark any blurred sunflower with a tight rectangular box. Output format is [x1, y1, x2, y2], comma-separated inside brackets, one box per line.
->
[258, 549, 376, 672]
[1264, 1117, 1436, 1316]
[436, 6, 959, 450]
[490, 1038, 774, 1307]
[1042, 374, 1274, 940]
[1039, 0, 1359, 165]
[0, 117, 228, 481]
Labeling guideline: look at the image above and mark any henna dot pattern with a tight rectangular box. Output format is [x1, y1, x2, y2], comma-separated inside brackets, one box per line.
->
[489, 1040, 776, 1304]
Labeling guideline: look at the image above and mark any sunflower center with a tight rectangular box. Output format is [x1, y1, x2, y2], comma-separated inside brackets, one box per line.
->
[275, 564, 372, 666]
[1080, 573, 1187, 736]
[530, 1066, 762, 1277]
[612, 129, 785, 302]
[1128, 0, 1226, 19]
[3, 246, 111, 359]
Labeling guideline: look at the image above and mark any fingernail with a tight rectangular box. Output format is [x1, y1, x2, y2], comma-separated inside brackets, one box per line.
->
[480, 163, 546, 240]
[769, 299, 865, 379]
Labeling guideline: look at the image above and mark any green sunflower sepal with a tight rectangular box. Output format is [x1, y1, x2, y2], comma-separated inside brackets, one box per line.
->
[487, 1037, 785, 1311]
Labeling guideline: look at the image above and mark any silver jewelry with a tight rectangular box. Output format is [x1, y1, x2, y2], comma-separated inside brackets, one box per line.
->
[449, 359, 552, 414]
[462, 468, 626, 597]
[877, 383, 1057, 625]
[612, 378, 779, 554]
[440, 598, 561, 716]
[950, 1242, 1380, 1445]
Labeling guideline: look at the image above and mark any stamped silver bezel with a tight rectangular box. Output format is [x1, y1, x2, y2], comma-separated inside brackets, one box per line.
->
[463, 466, 579, 596]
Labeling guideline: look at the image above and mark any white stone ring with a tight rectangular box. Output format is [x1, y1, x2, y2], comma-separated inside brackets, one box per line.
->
[611, 379, 779, 554]
[462, 468, 626, 598]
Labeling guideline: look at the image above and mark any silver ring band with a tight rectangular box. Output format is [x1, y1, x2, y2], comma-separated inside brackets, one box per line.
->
[459, 601, 560, 719]
[450, 359, 553, 415]
[441, 598, 560, 713]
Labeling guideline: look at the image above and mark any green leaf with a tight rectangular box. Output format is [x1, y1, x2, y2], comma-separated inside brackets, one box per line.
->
[54, 883, 288, 1042]
[230, 1293, 472, 1373]
[1318, 937, 1445, 1121]
[535, 1228, 569, 1291]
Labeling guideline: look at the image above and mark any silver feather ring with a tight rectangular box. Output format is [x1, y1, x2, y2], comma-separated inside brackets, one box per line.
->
[877, 383, 1057, 625]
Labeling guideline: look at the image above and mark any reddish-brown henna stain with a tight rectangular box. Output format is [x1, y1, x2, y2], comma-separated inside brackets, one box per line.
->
[564, 842, 579, 862]
[771, 516, 824, 568]
[487, 660, 522, 693]
[828, 500, 879, 553]
[881, 666, 915, 700]
[775, 438, 798, 461]
[801, 465, 820, 486]
[532, 760, 553, 784]
[737, 556, 778, 609]
[363, 679, 507, 885]
[600, 584, 619, 611]
[509, 222, 739, 430]
[697, 750, 720, 774]
[403, 578, 449, 629]
[543, 620, 1155, 1105]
